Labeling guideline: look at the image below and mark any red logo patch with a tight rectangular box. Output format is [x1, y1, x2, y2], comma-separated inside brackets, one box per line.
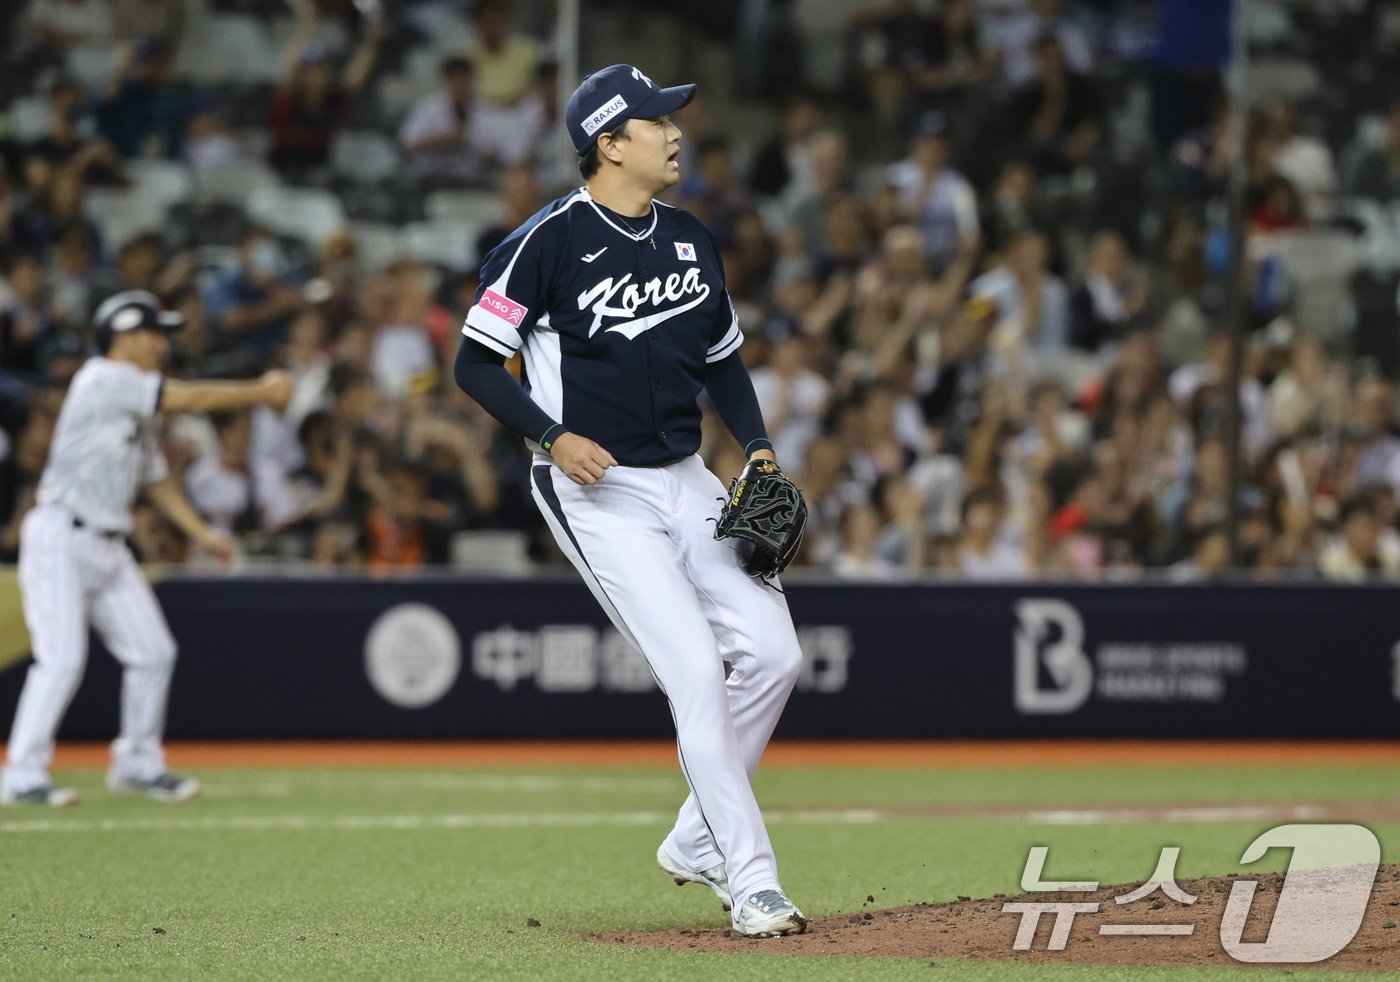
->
[478, 289, 528, 328]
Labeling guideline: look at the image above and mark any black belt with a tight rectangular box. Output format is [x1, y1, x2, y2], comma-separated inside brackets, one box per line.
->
[72, 516, 123, 540]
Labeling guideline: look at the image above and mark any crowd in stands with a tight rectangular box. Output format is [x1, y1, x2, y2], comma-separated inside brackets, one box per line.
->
[1, 0, 1399, 580]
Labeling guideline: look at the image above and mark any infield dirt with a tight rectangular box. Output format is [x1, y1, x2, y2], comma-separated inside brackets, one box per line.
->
[595, 864, 1400, 971]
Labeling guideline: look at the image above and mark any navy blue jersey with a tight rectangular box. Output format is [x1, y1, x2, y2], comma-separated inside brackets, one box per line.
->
[464, 188, 742, 466]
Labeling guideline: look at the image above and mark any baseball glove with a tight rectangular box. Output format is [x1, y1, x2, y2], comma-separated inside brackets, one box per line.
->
[714, 459, 808, 581]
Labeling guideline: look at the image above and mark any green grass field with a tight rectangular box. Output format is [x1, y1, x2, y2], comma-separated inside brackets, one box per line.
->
[1, 760, 1397, 980]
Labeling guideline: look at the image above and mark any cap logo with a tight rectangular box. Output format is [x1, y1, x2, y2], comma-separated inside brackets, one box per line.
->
[112, 307, 144, 332]
[581, 94, 628, 137]
[630, 67, 654, 87]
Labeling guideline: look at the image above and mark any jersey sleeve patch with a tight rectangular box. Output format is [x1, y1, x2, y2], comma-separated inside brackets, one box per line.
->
[477, 288, 529, 328]
[464, 288, 530, 355]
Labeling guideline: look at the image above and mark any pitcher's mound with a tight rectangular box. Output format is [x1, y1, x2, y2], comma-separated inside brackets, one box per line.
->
[593, 864, 1400, 971]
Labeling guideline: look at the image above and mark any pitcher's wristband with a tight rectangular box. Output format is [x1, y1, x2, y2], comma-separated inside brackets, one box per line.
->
[540, 423, 567, 452]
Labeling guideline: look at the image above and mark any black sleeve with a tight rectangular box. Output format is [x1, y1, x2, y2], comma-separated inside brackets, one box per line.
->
[705, 350, 774, 458]
[453, 339, 568, 452]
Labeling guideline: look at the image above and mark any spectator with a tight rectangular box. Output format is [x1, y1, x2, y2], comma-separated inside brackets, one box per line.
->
[258, 409, 353, 538]
[914, 0, 999, 116]
[1255, 97, 1337, 219]
[46, 221, 103, 328]
[677, 136, 750, 246]
[0, 253, 54, 376]
[979, 157, 1044, 259]
[749, 92, 822, 200]
[1345, 99, 1400, 201]
[23, 0, 115, 50]
[361, 457, 450, 571]
[957, 485, 1029, 579]
[183, 103, 243, 172]
[1320, 493, 1400, 580]
[183, 409, 264, 536]
[995, 0, 1095, 87]
[405, 412, 501, 531]
[465, 0, 542, 109]
[1069, 230, 1148, 353]
[400, 56, 485, 180]
[369, 260, 447, 399]
[475, 165, 543, 264]
[886, 110, 980, 272]
[202, 226, 305, 369]
[269, 4, 381, 176]
[26, 78, 126, 185]
[970, 226, 1070, 358]
[112, 0, 184, 43]
[787, 129, 853, 257]
[847, 0, 941, 130]
[749, 332, 830, 467]
[15, 166, 102, 256]
[1005, 34, 1105, 175]
[1248, 174, 1307, 235]
[830, 501, 900, 579]
[95, 36, 189, 160]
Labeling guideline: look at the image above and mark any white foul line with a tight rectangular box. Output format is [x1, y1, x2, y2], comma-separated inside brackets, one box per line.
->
[1022, 805, 1335, 825]
[0, 808, 883, 835]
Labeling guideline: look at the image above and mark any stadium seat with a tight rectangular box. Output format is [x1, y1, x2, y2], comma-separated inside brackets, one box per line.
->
[1337, 198, 1400, 274]
[209, 14, 282, 83]
[402, 221, 481, 272]
[1247, 58, 1322, 105]
[424, 189, 503, 226]
[167, 200, 250, 249]
[5, 96, 50, 142]
[65, 46, 117, 89]
[1254, 229, 1362, 341]
[331, 130, 401, 184]
[85, 190, 166, 251]
[194, 161, 282, 205]
[377, 74, 437, 117]
[450, 530, 531, 574]
[349, 221, 407, 272]
[126, 160, 195, 208]
[247, 185, 347, 246]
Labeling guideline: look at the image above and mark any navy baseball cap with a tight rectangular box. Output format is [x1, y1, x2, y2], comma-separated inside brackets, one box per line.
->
[93, 290, 185, 338]
[565, 64, 696, 155]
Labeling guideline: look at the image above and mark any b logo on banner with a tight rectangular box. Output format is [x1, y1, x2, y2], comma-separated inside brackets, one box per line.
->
[1014, 599, 1093, 714]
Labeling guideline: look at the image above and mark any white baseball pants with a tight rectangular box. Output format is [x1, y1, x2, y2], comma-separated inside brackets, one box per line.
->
[3, 505, 178, 795]
[531, 454, 802, 916]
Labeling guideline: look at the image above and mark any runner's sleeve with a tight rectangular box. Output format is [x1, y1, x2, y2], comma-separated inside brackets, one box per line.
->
[110, 363, 164, 420]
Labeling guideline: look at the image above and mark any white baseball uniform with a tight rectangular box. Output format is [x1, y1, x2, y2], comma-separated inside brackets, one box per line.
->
[2, 356, 178, 796]
[464, 188, 805, 916]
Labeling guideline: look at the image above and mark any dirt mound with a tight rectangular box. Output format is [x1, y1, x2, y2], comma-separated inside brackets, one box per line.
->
[594, 864, 1400, 971]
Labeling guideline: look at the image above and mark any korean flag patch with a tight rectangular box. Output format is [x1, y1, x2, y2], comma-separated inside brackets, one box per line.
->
[674, 242, 697, 262]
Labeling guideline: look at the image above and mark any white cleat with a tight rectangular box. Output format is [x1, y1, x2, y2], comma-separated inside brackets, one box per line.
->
[657, 844, 732, 912]
[1, 785, 79, 807]
[107, 772, 200, 803]
[734, 889, 808, 937]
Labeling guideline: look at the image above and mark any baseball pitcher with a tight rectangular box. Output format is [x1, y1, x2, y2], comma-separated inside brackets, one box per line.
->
[454, 65, 809, 936]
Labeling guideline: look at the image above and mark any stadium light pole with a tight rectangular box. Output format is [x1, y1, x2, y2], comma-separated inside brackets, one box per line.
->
[1222, 0, 1250, 570]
